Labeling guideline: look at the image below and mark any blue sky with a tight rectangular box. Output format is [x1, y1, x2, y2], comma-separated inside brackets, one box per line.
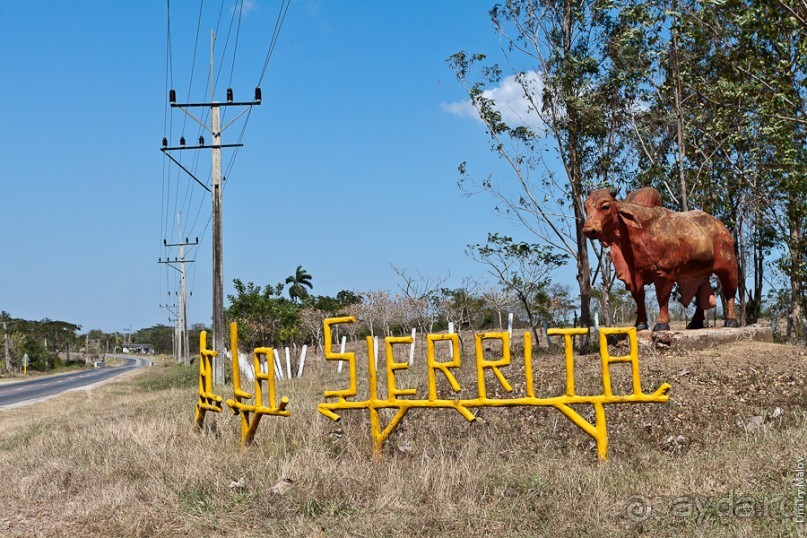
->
[1, 1, 571, 332]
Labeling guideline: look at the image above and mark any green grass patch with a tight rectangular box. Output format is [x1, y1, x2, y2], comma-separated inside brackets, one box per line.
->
[137, 364, 198, 391]
[0, 422, 47, 451]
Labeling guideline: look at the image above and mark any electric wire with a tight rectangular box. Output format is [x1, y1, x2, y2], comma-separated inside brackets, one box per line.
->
[229, 0, 244, 89]
[183, 0, 247, 245]
[210, 0, 243, 135]
[221, 0, 292, 191]
[161, 0, 175, 311]
[213, 0, 240, 94]
[181, 0, 231, 245]
[172, 0, 205, 245]
[161, 0, 292, 320]
[257, 0, 291, 87]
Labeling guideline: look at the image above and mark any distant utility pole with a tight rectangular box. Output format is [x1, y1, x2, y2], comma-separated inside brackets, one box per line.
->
[3, 321, 10, 373]
[160, 213, 198, 366]
[160, 303, 179, 362]
[161, 31, 262, 385]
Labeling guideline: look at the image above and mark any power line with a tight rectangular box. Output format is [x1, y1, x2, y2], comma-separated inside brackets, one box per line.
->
[212, 0, 241, 96]
[228, 0, 245, 89]
[258, 0, 291, 87]
[160, 0, 285, 342]
[166, 0, 174, 90]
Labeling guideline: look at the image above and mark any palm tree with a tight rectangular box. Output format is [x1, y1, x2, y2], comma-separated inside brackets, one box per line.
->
[285, 265, 313, 303]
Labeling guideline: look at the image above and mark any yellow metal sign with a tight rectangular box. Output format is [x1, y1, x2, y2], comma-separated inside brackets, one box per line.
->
[196, 318, 670, 459]
[225, 322, 290, 447]
[318, 317, 670, 460]
[194, 330, 223, 428]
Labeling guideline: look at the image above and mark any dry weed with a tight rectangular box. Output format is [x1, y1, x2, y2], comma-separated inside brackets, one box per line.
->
[0, 338, 804, 537]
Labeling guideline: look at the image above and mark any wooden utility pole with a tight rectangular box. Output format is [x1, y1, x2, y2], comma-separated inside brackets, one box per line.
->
[160, 303, 179, 362]
[177, 213, 191, 366]
[211, 97, 225, 384]
[159, 227, 197, 366]
[3, 321, 10, 372]
[161, 30, 261, 384]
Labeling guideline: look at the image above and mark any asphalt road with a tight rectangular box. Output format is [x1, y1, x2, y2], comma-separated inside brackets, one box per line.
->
[0, 356, 151, 408]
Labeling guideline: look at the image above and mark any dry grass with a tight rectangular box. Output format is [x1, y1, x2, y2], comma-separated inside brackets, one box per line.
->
[0, 337, 805, 537]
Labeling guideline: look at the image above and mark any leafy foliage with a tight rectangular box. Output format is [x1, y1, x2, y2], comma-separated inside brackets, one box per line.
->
[226, 279, 300, 350]
[469, 233, 567, 344]
[285, 265, 313, 303]
[1, 312, 82, 372]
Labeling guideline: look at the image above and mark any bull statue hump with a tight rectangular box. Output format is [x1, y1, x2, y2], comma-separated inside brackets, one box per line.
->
[582, 187, 739, 332]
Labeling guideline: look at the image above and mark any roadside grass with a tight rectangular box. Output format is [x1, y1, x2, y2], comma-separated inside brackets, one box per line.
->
[0, 361, 93, 383]
[0, 339, 804, 537]
[137, 363, 197, 392]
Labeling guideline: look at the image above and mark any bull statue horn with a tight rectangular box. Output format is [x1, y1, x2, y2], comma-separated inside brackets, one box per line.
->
[608, 187, 619, 199]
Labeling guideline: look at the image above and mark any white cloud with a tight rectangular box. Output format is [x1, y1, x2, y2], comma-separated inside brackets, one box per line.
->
[442, 71, 544, 130]
[241, 0, 258, 15]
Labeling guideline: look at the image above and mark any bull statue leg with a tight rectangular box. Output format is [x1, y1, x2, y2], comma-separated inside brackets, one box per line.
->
[713, 237, 740, 328]
[716, 267, 739, 328]
[652, 279, 675, 332]
[631, 287, 648, 331]
[686, 280, 716, 330]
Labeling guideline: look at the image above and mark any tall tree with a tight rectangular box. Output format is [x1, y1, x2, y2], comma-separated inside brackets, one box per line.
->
[285, 265, 313, 304]
[449, 0, 657, 344]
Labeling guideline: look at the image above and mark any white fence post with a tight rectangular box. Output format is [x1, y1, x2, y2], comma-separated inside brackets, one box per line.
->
[285, 347, 292, 380]
[337, 336, 347, 374]
[296, 345, 307, 378]
[273, 349, 284, 380]
[408, 328, 416, 365]
[507, 312, 513, 338]
[238, 350, 255, 384]
[448, 322, 455, 356]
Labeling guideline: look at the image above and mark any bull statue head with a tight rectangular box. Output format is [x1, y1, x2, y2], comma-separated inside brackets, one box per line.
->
[582, 189, 643, 241]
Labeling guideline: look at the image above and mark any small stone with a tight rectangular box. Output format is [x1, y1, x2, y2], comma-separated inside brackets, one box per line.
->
[772, 407, 783, 418]
[270, 478, 294, 495]
[228, 477, 246, 489]
[745, 415, 764, 432]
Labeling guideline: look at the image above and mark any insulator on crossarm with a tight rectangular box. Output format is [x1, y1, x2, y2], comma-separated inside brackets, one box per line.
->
[162, 137, 167, 148]
[199, 136, 204, 146]
[180, 136, 186, 146]
[254, 87, 262, 102]
[169, 89, 176, 103]
[226, 88, 233, 102]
